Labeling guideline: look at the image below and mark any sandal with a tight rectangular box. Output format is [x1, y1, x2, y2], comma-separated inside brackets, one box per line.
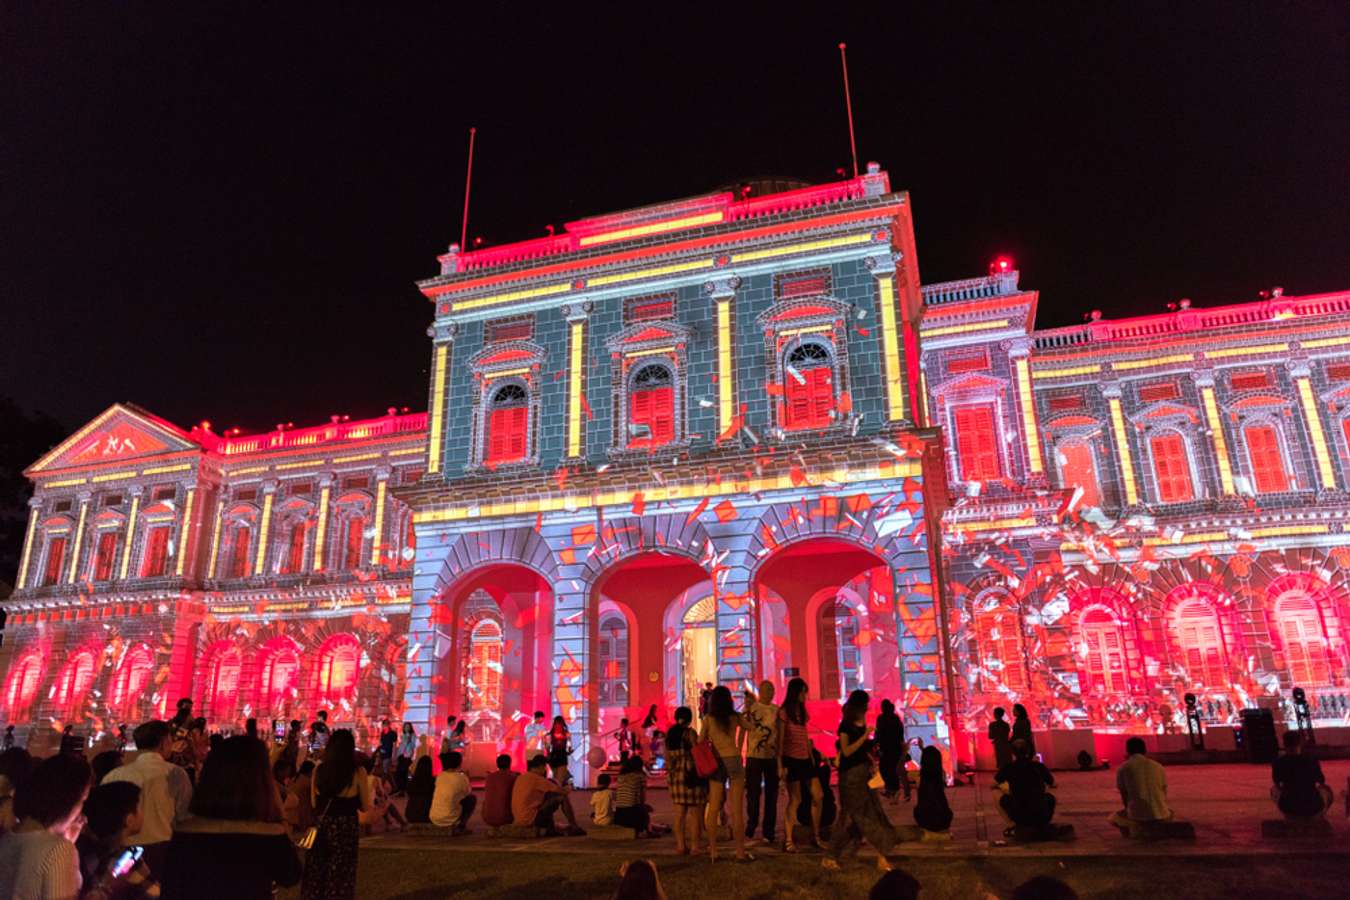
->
[784, 839, 797, 853]
[822, 858, 841, 871]
[736, 852, 757, 862]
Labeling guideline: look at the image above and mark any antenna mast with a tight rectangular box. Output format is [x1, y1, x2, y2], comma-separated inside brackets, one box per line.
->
[459, 126, 477, 250]
[838, 43, 858, 178]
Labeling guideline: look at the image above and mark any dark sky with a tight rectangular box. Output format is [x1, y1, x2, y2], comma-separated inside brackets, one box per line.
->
[4, 3, 1348, 435]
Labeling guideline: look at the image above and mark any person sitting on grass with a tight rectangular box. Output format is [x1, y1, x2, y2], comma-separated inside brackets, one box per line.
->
[1108, 737, 1171, 833]
[913, 745, 952, 838]
[1272, 730, 1332, 820]
[613, 756, 661, 837]
[511, 754, 584, 837]
[591, 773, 615, 826]
[993, 739, 1056, 834]
[869, 869, 920, 900]
[482, 754, 519, 835]
[430, 751, 475, 833]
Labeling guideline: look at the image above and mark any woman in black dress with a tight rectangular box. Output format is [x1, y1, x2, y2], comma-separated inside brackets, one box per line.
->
[913, 745, 953, 834]
[547, 716, 572, 787]
[823, 690, 896, 873]
[302, 729, 371, 900]
[403, 756, 435, 824]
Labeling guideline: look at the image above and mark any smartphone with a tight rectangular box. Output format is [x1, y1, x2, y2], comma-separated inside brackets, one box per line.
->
[112, 846, 143, 878]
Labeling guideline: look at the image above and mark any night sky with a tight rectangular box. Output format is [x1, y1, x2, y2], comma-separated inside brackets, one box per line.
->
[4, 3, 1348, 435]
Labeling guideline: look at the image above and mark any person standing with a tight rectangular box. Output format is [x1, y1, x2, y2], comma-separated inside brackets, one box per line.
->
[913, 746, 953, 835]
[0, 753, 90, 900]
[742, 680, 781, 846]
[308, 711, 330, 755]
[302, 730, 371, 900]
[377, 720, 397, 781]
[700, 685, 749, 862]
[698, 684, 713, 720]
[102, 720, 193, 879]
[437, 716, 458, 758]
[779, 677, 823, 852]
[547, 716, 573, 788]
[2, 727, 14, 751]
[523, 712, 547, 760]
[615, 719, 640, 763]
[823, 690, 896, 873]
[1010, 705, 1035, 760]
[169, 699, 194, 733]
[394, 723, 417, 794]
[874, 699, 908, 801]
[664, 706, 706, 856]
[988, 708, 1013, 771]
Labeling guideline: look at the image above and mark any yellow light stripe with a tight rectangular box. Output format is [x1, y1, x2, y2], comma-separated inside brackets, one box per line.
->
[952, 516, 1037, 534]
[1033, 364, 1101, 378]
[626, 345, 677, 359]
[141, 463, 192, 475]
[43, 477, 88, 488]
[1014, 358, 1043, 473]
[174, 487, 195, 576]
[1250, 524, 1328, 538]
[1205, 343, 1289, 359]
[1200, 386, 1235, 494]
[1303, 336, 1350, 349]
[67, 499, 89, 583]
[919, 371, 931, 428]
[413, 459, 924, 524]
[253, 491, 274, 575]
[1143, 531, 1230, 546]
[333, 452, 381, 464]
[567, 320, 585, 458]
[589, 258, 714, 287]
[427, 343, 449, 475]
[1112, 354, 1194, 371]
[577, 211, 725, 247]
[451, 281, 572, 313]
[313, 485, 330, 571]
[390, 447, 425, 456]
[15, 506, 39, 590]
[206, 498, 223, 579]
[919, 319, 1012, 338]
[730, 232, 873, 264]
[877, 275, 905, 422]
[370, 477, 388, 565]
[230, 465, 268, 476]
[91, 470, 137, 483]
[484, 367, 531, 379]
[275, 460, 317, 471]
[1296, 377, 1337, 489]
[717, 298, 735, 434]
[1108, 397, 1139, 506]
[118, 494, 140, 580]
[776, 325, 832, 338]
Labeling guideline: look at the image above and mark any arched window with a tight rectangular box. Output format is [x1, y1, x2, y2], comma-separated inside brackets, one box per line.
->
[52, 650, 97, 721]
[1080, 608, 1130, 695]
[1150, 432, 1194, 503]
[817, 597, 862, 700]
[228, 524, 252, 578]
[1057, 438, 1100, 507]
[141, 526, 171, 577]
[1244, 422, 1289, 493]
[205, 646, 242, 721]
[317, 635, 361, 705]
[259, 640, 302, 716]
[597, 613, 629, 706]
[783, 342, 835, 430]
[92, 531, 119, 582]
[467, 619, 504, 713]
[1172, 596, 1228, 688]
[43, 535, 68, 586]
[281, 519, 308, 574]
[1270, 579, 1333, 686]
[4, 653, 43, 720]
[111, 645, 155, 719]
[628, 364, 675, 447]
[975, 606, 1027, 692]
[486, 383, 529, 464]
[953, 404, 1002, 481]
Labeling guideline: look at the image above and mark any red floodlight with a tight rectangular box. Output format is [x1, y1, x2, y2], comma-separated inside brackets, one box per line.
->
[990, 256, 1014, 275]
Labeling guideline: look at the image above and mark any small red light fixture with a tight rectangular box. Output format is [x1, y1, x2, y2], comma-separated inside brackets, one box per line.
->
[990, 255, 1014, 275]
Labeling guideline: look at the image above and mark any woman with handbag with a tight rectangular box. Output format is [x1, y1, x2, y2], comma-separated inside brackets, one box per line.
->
[663, 707, 706, 854]
[823, 690, 896, 873]
[301, 730, 371, 900]
[779, 677, 823, 852]
[698, 686, 750, 862]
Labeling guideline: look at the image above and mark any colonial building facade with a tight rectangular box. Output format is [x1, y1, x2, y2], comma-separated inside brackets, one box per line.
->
[3, 165, 1347, 772]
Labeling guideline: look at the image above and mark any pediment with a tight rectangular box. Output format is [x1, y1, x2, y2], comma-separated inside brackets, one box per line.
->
[605, 319, 692, 353]
[932, 373, 1007, 396]
[28, 404, 199, 474]
[467, 340, 546, 373]
[755, 296, 849, 330]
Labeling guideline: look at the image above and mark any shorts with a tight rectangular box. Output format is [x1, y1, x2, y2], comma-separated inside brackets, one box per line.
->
[719, 753, 745, 782]
[782, 756, 815, 784]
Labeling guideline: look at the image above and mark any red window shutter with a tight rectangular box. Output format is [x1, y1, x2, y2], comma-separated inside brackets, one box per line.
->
[344, 517, 364, 570]
[1244, 424, 1288, 493]
[44, 537, 66, 586]
[142, 528, 170, 577]
[784, 368, 832, 430]
[954, 405, 1001, 480]
[488, 407, 528, 462]
[808, 368, 834, 426]
[630, 386, 674, 447]
[230, 526, 251, 578]
[284, 522, 307, 574]
[1150, 433, 1193, 502]
[1058, 441, 1100, 507]
[93, 532, 117, 581]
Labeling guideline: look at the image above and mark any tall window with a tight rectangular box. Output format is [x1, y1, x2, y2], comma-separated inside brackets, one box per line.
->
[1057, 439, 1100, 507]
[141, 527, 170, 577]
[1274, 592, 1332, 686]
[1080, 608, 1130, 695]
[343, 516, 365, 570]
[1150, 432, 1194, 502]
[282, 520, 308, 574]
[260, 642, 301, 715]
[111, 646, 154, 719]
[43, 536, 67, 586]
[817, 598, 862, 700]
[975, 607, 1027, 691]
[53, 651, 97, 721]
[93, 531, 118, 581]
[628, 364, 675, 447]
[953, 404, 1001, 481]
[206, 647, 241, 721]
[486, 383, 529, 463]
[1244, 423, 1289, 493]
[4, 653, 43, 719]
[318, 635, 360, 704]
[467, 619, 504, 712]
[1172, 597, 1228, 688]
[783, 342, 835, 430]
[228, 525, 252, 578]
[597, 613, 629, 706]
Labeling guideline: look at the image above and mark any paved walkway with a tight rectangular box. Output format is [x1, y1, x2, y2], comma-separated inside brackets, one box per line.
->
[365, 761, 1350, 858]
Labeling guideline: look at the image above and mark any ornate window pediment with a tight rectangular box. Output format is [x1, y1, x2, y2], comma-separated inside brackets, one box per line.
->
[606, 321, 691, 454]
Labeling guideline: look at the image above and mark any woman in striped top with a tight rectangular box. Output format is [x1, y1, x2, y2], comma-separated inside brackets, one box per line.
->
[611, 756, 651, 835]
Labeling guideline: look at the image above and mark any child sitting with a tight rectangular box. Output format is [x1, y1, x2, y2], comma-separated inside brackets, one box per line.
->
[591, 772, 615, 826]
[613, 756, 665, 837]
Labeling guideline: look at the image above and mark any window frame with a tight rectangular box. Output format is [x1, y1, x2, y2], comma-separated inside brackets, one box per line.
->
[1054, 436, 1102, 507]
[950, 401, 1004, 483]
[466, 340, 546, 471]
[1147, 428, 1199, 504]
[756, 296, 854, 442]
[1241, 418, 1292, 494]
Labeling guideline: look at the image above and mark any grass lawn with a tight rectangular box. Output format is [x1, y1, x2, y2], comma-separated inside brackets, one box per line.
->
[279, 848, 1350, 899]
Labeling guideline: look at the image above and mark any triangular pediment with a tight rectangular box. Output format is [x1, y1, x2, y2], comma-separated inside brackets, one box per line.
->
[933, 372, 1007, 396]
[28, 404, 200, 474]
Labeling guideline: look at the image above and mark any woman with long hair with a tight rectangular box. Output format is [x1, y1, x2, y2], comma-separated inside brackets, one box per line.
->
[612, 858, 667, 900]
[823, 690, 895, 872]
[779, 677, 822, 851]
[394, 722, 417, 794]
[548, 716, 573, 787]
[163, 735, 301, 898]
[699, 685, 749, 862]
[403, 756, 435, 824]
[663, 706, 706, 855]
[1011, 704, 1036, 758]
[302, 730, 371, 900]
[913, 745, 953, 836]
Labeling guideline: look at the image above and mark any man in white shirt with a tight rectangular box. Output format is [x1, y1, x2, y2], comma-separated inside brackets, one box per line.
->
[743, 680, 781, 846]
[1109, 737, 1172, 832]
[430, 751, 476, 833]
[103, 720, 192, 877]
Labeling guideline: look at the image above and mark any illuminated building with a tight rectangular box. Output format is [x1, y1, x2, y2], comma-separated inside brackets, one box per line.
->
[3, 164, 1348, 773]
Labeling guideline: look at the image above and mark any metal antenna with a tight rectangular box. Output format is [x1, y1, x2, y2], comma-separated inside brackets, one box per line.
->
[838, 43, 858, 178]
[459, 126, 477, 250]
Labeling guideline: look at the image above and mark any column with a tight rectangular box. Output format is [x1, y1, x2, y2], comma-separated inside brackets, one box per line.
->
[14, 498, 41, 590]
[118, 489, 143, 580]
[312, 474, 333, 571]
[1290, 362, 1338, 490]
[205, 496, 225, 579]
[425, 324, 457, 476]
[550, 581, 592, 783]
[66, 493, 90, 583]
[1102, 384, 1140, 506]
[1195, 373, 1235, 495]
[174, 485, 197, 576]
[253, 481, 276, 575]
[369, 469, 390, 566]
[715, 564, 756, 687]
[867, 254, 907, 422]
[705, 277, 740, 438]
[1010, 346, 1044, 475]
[561, 302, 593, 459]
